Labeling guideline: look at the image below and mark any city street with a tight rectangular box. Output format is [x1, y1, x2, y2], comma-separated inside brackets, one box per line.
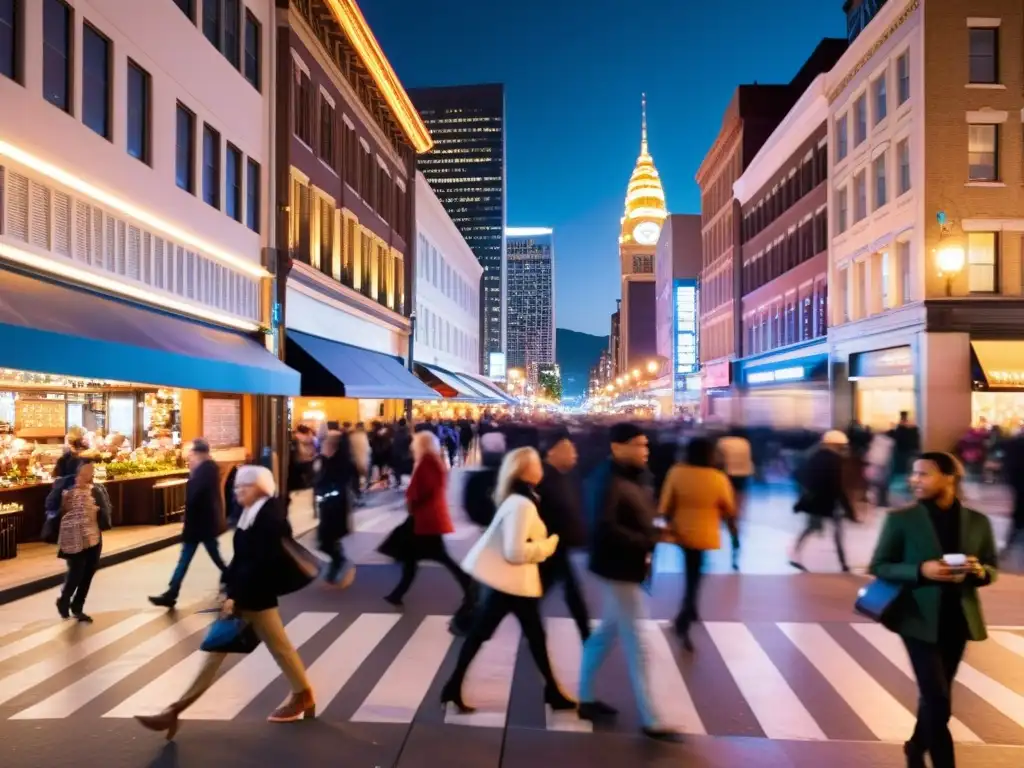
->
[0, 480, 1022, 766]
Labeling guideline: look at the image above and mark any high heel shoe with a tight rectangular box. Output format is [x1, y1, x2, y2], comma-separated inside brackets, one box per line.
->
[544, 685, 577, 711]
[135, 707, 181, 741]
[440, 681, 475, 714]
[268, 689, 316, 723]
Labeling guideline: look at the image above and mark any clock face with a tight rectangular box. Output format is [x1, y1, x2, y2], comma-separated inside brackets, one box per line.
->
[633, 221, 661, 246]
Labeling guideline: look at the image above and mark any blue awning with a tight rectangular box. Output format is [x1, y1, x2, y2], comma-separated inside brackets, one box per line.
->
[457, 371, 517, 405]
[446, 371, 505, 404]
[415, 363, 492, 402]
[0, 268, 300, 395]
[287, 330, 438, 400]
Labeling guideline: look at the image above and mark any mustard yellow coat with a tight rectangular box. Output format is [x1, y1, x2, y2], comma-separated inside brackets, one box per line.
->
[659, 465, 737, 551]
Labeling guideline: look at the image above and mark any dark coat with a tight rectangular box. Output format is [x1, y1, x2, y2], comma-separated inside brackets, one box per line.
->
[795, 446, 854, 519]
[316, 448, 354, 545]
[224, 465, 242, 528]
[869, 502, 997, 643]
[224, 496, 294, 612]
[537, 462, 586, 549]
[183, 458, 224, 543]
[586, 460, 660, 584]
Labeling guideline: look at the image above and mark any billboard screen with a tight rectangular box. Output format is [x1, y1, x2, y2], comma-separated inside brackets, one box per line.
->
[673, 279, 699, 395]
[488, 352, 507, 381]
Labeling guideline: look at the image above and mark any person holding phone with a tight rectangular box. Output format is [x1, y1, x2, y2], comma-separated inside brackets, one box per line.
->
[868, 452, 997, 768]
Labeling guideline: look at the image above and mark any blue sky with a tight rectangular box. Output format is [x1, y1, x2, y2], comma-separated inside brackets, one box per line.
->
[362, 0, 846, 336]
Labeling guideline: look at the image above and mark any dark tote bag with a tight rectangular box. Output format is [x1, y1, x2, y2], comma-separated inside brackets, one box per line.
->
[200, 617, 261, 654]
[377, 515, 415, 561]
[854, 579, 903, 623]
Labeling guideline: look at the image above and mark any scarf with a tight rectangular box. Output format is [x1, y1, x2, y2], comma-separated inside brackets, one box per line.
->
[237, 496, 270, 531]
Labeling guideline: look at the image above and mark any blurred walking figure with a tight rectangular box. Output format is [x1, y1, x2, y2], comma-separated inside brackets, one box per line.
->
[316, 429, 356, 587]
[383, 432, 475, 625]
[716, 428, 752, 570]
[441, 447, 574, 713]
[788, 430, 855, 573]
[578, 423, 682, 742]
[136, 466, 316, 740]
[660, 437, 736, 650]
[55, 459, 111, 622]
[349, 423, 371, 499]
[868, 452, 997, 768]
[537, 429, 591, 641]
[150, 439, 227, 609]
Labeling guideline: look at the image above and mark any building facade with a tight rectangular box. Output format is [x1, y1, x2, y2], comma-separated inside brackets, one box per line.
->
[618, 96, 667, 373]
[277, 0, 438, 433]
[506, 227, 555, 385]
[408, 84, 506, 376]
[653, 214, 702, 411]
[828, 0, 1024, 450]
[0, 0, 298, 550]
[733, 73, 834, 430]
[413, 171, 482, 376]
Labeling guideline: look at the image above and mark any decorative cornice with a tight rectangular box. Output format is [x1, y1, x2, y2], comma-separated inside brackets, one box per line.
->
[827, 0, 920, 105]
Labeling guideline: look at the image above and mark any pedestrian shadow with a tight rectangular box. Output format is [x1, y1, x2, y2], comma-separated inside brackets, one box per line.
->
[146, 742, 180, 768]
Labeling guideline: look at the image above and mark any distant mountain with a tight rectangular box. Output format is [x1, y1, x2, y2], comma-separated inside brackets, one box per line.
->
[556, 328, 609, 398]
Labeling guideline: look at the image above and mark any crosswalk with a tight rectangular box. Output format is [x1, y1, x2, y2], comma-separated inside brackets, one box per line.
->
[2, 609, 1024, 745]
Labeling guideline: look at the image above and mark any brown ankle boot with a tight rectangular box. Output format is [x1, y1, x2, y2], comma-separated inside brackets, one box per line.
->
[268, 689, 315, 723]
[135, 707, 181, 741]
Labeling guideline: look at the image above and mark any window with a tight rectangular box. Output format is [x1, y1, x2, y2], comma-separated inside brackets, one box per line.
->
[968, 124, 998, 181]
[223, 0, 240, 67]
[244, 11, 260, 90]
[82, 24, 111, 139]
[802, 294, 813, 339]
[127, 60, 150, 163]
[43, 0, 71, 112]
[872, 75, 887, 124]
[835, 115, 848, 162]
[175, 103, 195, 193]
[294, 64, 313, 146]
[815, 284, 827, 337]
[202, 124, 221, 209]
[836, 188, 848, 236]
[246, 159, 260, 232]
[225, 144, 242, 222]
[969, 28, 998, 84]
[319, 198, 333, 277]
[897, 139, 911, 195]
[854, 171, 867, 221]
[839, 267, 851, 323]
[319, 96, 334, 164]
[0, 0, 18, 82]
[173, 0, 193, 20]
[897, 240, 911, 303]
[967, 232, 998, 293]
[880, 251, 891, 309]
[203, 0, 221, 48]
[896, 51, 910, 105]
[873, 154, 887, 210]
[854, 93, 867, 145]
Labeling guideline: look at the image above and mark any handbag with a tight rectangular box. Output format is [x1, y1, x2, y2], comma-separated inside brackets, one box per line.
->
[200, 616, 261, 654]
[377, 515, 415, 561]
[854, 578, 903, 623]
[276, 537, 321, 596]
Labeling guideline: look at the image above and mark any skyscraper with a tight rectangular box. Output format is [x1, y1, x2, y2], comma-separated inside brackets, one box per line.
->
[619, 95, 668, 373]
[407, 84, 507, 376]
[505, 228, 555, 384]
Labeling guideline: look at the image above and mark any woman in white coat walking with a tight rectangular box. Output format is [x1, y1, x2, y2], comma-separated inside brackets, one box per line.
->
[440, 447, 575, 713]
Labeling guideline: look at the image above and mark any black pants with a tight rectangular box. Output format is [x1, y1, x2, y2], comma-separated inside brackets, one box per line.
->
[675, 547, 706, 632]
[795, 512, 849, 570]
[58, 543, 101, 614]
[323, 538, 348, 582]
[540, 549, 591, 641]
[447, 588, 559, 693]
[389, 534, 472, 601]
[903, 631, 968, 768]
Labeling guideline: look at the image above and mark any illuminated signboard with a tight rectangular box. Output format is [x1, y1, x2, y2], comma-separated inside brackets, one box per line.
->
[673, 279, 699, 399]
[747, 366, 805, 385]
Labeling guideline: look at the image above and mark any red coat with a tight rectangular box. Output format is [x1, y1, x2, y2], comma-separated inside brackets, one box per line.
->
[405, 453, 454, 536]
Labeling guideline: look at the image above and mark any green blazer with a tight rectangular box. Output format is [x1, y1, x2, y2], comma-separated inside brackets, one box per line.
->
[868, 503, 998, 644]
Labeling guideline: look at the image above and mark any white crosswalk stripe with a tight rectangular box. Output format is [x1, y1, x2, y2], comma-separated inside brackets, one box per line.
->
[2, 611, 1024, 746]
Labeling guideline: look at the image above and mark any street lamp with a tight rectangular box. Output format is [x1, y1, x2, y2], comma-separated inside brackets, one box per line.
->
[646, 360, 659, 375]
[937, 244, 965, 297]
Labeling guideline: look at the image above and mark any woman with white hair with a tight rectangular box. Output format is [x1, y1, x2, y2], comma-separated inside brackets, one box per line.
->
[439, 447, 574, 713]
[384, 431, 473, 618]
[135, 465, 315, 740]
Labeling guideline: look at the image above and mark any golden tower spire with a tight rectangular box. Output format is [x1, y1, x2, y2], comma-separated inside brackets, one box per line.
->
[641, 92, 648, 155]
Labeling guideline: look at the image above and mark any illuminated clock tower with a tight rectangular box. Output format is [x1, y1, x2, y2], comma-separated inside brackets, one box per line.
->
[618, 94, 668, 373]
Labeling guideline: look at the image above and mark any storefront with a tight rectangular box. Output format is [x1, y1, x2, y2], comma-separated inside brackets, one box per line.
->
[0, 268, 299, 557]
[849, 345, 915, 432]
[701, 360, 735, 423]
[970, 341, 1024, 431]
[736, 349, 831, 430]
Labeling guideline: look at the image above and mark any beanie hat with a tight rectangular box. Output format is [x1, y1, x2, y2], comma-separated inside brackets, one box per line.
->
[609, 423, 645, 445]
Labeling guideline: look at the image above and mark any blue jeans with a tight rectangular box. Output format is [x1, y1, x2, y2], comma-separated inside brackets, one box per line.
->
[168, 539, 227, 597]
[579, 576, 657, 728]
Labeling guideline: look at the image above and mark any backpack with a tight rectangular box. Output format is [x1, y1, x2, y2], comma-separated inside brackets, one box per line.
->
[462, 468, 498, 527]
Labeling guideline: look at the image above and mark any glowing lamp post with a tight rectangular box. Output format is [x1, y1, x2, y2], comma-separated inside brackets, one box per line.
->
[936, 244, 965, 297]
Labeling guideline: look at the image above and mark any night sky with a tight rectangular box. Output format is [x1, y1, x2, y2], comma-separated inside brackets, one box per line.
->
[363, 0, 846, 336]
